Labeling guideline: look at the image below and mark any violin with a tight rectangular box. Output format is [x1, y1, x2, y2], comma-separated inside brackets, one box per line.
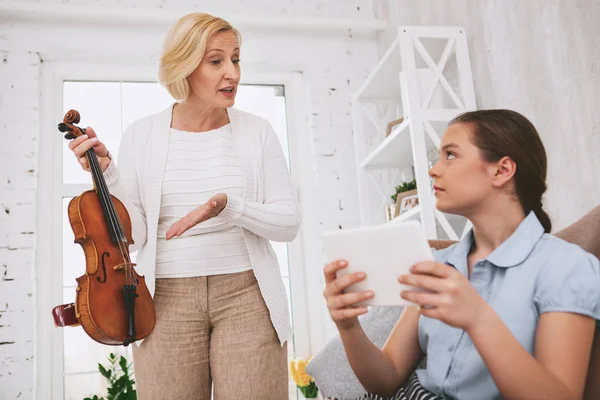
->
[52, 110, 155, 346]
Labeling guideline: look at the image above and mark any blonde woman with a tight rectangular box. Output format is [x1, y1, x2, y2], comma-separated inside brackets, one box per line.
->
[68, 13, 299, 399]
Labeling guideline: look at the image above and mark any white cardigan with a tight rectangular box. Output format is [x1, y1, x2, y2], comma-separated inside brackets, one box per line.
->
[103, 105, 300, 344]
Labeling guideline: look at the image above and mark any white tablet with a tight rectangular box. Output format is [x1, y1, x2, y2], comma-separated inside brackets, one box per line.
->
[321, 220, 433, 307]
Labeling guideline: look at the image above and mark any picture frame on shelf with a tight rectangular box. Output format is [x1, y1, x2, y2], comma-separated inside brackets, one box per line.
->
[385, 117, 405, 138]
[399, 193, 419, 215]
[385, 203, 396, 221]
[393, 189, 418, 217]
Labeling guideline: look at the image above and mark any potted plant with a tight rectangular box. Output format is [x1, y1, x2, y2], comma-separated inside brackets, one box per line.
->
[84, 353, 136, 400]
[290, 357, 320, 399]
[391, 180, 417, 218]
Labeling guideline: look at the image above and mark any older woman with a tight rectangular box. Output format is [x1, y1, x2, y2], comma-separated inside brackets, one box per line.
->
[68, 13, 299, 399]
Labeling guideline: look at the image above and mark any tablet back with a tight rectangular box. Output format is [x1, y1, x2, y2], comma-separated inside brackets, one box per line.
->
[321, 220, 433, 307]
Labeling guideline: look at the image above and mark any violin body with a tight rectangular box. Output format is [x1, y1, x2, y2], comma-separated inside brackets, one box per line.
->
[69, 190, 155, 345]
[54, 109, 155, 346]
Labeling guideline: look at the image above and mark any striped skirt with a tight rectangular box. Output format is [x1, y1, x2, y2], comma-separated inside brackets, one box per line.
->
[325, 374, 443, 400]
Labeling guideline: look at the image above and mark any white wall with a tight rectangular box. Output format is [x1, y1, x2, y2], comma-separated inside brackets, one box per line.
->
[0, 50, 40, 400]
[375, 0, 600, 231]
[0, 1, 381, 398]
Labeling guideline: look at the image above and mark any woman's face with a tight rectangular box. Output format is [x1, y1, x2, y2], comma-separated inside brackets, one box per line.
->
[187, 30, 241, 108]
[429, 123, 499, 216]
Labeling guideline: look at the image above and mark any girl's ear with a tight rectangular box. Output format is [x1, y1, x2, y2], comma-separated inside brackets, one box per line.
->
[491, 156, 517, 188]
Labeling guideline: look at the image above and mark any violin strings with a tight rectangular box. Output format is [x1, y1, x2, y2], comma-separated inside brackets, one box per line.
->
[87, 149, 133, 285]
[95, 153, 133, 285]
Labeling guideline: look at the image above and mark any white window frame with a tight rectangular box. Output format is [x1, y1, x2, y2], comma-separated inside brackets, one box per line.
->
[35, 62, 322, 399]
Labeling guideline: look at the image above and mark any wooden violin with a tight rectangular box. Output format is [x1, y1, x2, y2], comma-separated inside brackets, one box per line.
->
[53, 109, 155, 346]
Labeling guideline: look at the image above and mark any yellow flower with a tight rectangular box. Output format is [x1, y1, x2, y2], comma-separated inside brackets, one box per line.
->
[289, 357, 314, 387]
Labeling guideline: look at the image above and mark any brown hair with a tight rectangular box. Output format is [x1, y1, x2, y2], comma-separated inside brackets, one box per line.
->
[450, 109, 552, 233]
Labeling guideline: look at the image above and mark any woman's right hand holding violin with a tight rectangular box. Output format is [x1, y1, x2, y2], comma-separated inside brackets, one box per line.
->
[322, 260, 374, 331]
[68, 126, 112, 173]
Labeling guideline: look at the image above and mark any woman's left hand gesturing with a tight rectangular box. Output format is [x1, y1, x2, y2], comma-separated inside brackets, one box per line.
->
[166, 193, 228, 240]
[398, 261, 490, 331]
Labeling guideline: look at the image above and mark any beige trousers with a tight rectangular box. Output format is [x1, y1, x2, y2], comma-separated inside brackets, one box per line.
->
[132, 270, 288, 399]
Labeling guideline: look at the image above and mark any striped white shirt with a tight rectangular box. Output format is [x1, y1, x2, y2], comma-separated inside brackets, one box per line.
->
[155, 124, 252, 277]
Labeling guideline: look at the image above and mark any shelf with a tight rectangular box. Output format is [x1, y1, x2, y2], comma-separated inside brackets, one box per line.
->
[352, 37, 402, 101]
[389, 205, 421, 223]
[389, 206, 468, 239]
[359, 117, 453, 171]
[352, 26, 476, 240]
[359, 117, 412, 169]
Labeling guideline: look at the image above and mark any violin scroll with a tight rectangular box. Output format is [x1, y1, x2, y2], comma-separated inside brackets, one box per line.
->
[58, 109, 86, 140]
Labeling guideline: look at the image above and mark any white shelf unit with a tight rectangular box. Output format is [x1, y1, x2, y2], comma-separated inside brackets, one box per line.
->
[352, 26, 477, 240]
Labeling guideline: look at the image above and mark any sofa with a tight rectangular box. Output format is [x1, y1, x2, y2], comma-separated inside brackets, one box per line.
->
[307, 205, 600, 400]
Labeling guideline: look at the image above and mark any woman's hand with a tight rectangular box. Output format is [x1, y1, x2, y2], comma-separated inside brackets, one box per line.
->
[165, 193, 228, 240]
[67, 126, 112, 173]
[322, 260, 374, 331]
[398, 261, 490, 331]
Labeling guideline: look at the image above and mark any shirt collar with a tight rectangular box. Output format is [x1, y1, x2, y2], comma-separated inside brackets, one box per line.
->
[446, 211, 545, 268]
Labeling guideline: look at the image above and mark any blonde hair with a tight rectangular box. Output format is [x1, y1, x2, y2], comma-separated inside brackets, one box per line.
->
[159, 13, 241, 101]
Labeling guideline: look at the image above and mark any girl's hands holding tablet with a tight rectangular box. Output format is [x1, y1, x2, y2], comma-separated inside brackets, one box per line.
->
[398, 261, 490, 331]
[322, 260, 375, 331]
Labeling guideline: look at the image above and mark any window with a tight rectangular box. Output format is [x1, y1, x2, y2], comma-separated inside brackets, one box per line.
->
[52, 79, 301, 399]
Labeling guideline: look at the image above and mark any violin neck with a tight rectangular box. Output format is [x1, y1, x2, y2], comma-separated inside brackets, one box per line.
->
[85, 148, 127, 244]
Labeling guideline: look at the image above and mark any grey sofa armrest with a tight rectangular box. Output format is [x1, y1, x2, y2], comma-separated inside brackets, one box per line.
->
[306, 307, 404, 399]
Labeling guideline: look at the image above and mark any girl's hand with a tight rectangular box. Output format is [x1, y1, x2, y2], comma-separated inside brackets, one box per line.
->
[399, 261, 489, 331]
[322, 260, 374, 331]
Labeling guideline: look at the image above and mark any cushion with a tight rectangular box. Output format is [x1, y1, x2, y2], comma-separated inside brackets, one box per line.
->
[306, 306, 404, 399]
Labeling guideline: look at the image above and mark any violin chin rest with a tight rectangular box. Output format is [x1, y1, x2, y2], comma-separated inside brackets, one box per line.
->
[52, 303, 80, 327]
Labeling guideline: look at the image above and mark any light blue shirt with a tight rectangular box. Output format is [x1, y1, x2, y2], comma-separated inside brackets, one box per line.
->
[417, 212, 600, 400]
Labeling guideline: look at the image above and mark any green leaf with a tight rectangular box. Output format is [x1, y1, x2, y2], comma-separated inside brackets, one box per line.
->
[98, 364, 111, 379]
[119, 356, 128, 371]
[391, 180, 417, 202]
[91, 353, 136, 400]
[298, 382, 319, 398]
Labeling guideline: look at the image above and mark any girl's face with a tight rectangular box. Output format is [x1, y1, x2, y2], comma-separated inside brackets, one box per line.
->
[429, 123, 503, 216]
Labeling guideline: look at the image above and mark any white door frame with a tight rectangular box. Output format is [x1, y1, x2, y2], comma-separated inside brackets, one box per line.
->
[239, 70, 322, 359]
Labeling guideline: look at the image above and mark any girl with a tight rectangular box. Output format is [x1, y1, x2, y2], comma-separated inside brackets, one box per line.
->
[323, 109, 600, 400]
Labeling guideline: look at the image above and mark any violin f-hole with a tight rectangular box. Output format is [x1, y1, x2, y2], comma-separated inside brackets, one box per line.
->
[96, 252, 109, 284]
